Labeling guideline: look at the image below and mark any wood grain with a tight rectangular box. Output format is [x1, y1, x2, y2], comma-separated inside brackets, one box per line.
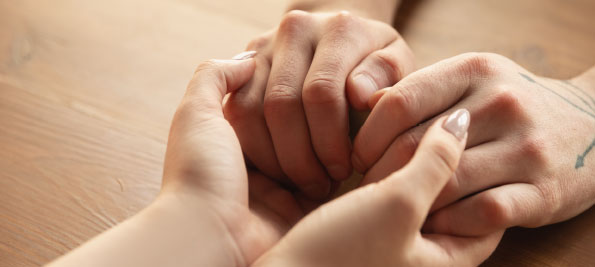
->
[0, 0, 593, 266]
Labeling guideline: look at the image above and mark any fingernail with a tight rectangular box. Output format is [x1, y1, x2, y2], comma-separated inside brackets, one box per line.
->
[442, 109, 470, 140]
[232, 51, 257, 60]
[304, 181, 331, 199]
[352, 74, 378, 102]
[327, 164, 349, 180]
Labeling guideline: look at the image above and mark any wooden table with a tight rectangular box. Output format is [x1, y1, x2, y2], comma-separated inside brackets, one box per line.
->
[1, 0, 593, 266]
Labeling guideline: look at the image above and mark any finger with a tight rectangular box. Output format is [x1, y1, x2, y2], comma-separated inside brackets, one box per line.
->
[368, 87, 389, 109]
[430, 141, 526, 212]
[224, 54, 286, 180]
[352, 53, 494, 173]
[302, 12, 399, 181]
[423, 183, 548, 236]
[248, 171, 303, 225]
[185, 57, 257, 112]
[361, 91, 519, 185]
[346, 37, 415, 110]
[419, 231, 504, 266]
[362, 120, 494, 187]
[263, 11, 331, 199]
[384, 109, 469, 217]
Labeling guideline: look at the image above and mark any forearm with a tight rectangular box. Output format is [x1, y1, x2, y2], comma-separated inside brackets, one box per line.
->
[287, 0, 401, 23]
[47, 194, 242, 267]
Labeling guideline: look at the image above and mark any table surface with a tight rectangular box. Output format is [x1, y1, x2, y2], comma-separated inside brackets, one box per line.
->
[1, 0, 594, 266]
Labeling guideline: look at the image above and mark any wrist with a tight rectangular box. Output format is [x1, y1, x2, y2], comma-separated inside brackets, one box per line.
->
[149, 192, 247, 266]
[286, 0, 400, 24]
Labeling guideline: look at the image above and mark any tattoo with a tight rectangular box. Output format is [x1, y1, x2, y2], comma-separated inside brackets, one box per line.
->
[562, 80, 595, 107]
[557, 80, 595, 113]
[519, 73, 595, 119]
[519, 72, 595, 169]
[576, 138, 595, 169]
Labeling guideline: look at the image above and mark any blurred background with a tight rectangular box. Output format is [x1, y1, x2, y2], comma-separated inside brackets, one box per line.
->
[1, 0, 594, 266]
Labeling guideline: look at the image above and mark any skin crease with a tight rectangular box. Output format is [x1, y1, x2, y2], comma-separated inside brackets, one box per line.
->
[48, 57, 501, 267]
[253, 113, 503, 267]
[44, 0, 595, 265]
[222, 5, 415, 199]
[353, 52, 595, 237]
[48, 59, 305, 267]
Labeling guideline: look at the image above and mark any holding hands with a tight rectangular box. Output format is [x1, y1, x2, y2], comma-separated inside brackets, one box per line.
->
[50, 6, 595, 267]
[354, 53, 595, 236]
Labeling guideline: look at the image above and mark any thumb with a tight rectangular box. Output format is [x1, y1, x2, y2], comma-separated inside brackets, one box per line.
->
[162, 52, 256, 199]
[379, 109, 469, 228]
[185, 51, 257, 116]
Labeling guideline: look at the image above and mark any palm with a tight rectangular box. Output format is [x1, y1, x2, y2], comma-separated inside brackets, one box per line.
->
[219, 170, 322, 264]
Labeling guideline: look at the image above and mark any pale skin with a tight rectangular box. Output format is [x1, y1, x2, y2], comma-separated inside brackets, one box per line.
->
[48, 56, 501, 267]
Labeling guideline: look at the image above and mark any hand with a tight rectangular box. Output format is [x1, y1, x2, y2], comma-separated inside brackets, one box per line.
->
[352, 52, 595, 236]
[50, 57, 323, 267]
[161, 57, 313, 265]
[254, 110, 503, 267]
[223, 10, 414, 199]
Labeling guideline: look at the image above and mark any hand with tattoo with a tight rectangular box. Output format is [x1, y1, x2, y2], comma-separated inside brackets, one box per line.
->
[352, 52, 595, 236]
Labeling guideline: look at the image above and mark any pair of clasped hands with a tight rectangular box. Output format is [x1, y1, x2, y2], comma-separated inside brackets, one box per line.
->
[51, 10, 595, 267]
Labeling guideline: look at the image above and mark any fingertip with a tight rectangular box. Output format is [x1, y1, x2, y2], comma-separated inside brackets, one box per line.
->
[442, 108, 470, 142]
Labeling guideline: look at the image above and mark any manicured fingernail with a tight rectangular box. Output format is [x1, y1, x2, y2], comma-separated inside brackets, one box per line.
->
[327, 164, 349, 180]
[304, 181, 330, 199]
[443, 109, 470, 140]
[232, 51, 257, 60]
[352, 74, 378, 102]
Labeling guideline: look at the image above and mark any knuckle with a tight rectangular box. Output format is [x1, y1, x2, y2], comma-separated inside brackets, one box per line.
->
[477, 85, 530, 126]
[488, 86, 526, 117]
[303, 77, 344, 106]
[457, 52, 500, 77]
[371, 50, 406, 82]
[278, 10, 311, 37]
[329, 10, 357, 27]
[383, 86, 417, 121]
[517, 135, 549, 166]
[490, 86, 521, 110]
[478, 192, 511, 228]
[263, 84, 300, 117]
